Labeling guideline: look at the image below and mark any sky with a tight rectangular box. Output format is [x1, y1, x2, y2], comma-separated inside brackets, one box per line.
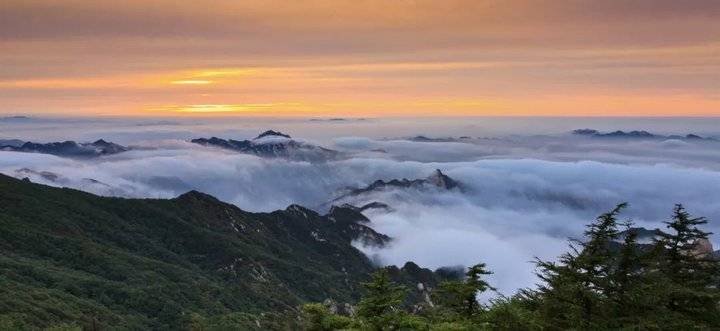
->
[1, 0, 719, 117]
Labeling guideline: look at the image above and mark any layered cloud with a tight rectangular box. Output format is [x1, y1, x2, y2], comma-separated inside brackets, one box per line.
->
[2, 118, 720, 295]
[2, 1, 720, 116]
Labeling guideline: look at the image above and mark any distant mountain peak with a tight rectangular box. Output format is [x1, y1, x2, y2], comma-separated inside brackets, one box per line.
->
[572, 129, 599, 136]
[0, 139, 128, 157]
[352, 169, 462, 194]
[255, 130, 291, 139]
[324, 169, 462, 210]
[572, 128, 715, 141]
[426, 169, 458, 190]
[191, 131, 339, 162]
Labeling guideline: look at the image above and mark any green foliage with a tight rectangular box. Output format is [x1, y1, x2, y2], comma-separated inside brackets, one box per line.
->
[42, 322, 83, 331]
[3, 175, 720, 330]
[481, 296, 542, 330]
[0, 314, 29, 331]
[0, 175, 381, 329]
[356, 269, 410, 330]
[531, 203, 628, 329]
[529, 203, 720, 329]
[433, 264, 494, 319]
[301, 303, 353, 331]
[427, 322, 475, 331]
[302, 203, 720, 330]
[182, 311, 300, 331]
[652, 204, 720, 326]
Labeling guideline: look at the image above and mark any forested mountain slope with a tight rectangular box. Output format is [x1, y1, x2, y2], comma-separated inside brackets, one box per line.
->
[0, 174, 439, 329]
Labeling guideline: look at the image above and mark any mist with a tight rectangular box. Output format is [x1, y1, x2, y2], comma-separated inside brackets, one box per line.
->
[2, 116, 720, 295]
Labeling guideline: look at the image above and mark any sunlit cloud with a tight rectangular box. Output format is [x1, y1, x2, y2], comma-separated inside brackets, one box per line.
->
[1, 1, 719, 116]
[146, 103, 310, 114]
[0, 78, 128, 89]
[170, 80, 213, 85]
[195, 69, 266, 77]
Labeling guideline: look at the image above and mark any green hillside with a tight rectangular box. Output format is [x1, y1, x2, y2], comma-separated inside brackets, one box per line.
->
[0, 174, 438, 330]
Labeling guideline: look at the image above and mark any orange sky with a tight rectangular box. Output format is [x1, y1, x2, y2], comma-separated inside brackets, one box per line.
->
[1, 0, 719, 117]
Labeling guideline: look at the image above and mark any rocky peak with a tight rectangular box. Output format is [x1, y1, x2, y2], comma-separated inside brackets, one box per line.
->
[191, 131, 339, 162]
[426, 169, 458, 190]
[285, 204, 319, 219]
[692, 238, 715, 257]
[255, 130, 291, 139]
[324, 170, 462, 210]
[91, 139, 127, 154]
[327, 205, 371, 224]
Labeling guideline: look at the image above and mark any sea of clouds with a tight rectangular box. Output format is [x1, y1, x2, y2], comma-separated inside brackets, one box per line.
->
[2, 116, 720, 296]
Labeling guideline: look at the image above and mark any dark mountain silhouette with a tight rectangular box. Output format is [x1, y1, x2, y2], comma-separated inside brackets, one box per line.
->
[321, 169, 461, 212]
[191, 130, 340, 162]
[0, 139, 128, 157]
[572, 129, 716, 141]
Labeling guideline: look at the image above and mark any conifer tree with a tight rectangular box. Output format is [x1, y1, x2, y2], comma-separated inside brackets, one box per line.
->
[300, 303, 352, 331]
[298, 204, 720, 330]
[533, 203, 627, 329]
[605, 221, 658, 328]
[434, 263, 495, 319]
[356, 269, 409, 330]
[653, 204, 720, 326]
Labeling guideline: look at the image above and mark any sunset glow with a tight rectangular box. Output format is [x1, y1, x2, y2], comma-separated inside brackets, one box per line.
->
[1, 0, 719, 117]
[170, 80, 214, 85]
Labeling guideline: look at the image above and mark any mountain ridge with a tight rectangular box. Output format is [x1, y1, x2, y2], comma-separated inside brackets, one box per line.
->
[191, 130, 340, 162]
[572, 128, 717, 141]
[323, 169, 461, 211]
[0, 139, 128, 157]
[0, 174, 446, 329]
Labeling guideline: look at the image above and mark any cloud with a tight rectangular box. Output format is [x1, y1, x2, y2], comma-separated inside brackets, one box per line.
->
[2, 119, 720, 295]
[2, 2, 720, 116]
[333, 137, 375, 150]
[4, 1, 719, 46]
[348, 159, 720, 295]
